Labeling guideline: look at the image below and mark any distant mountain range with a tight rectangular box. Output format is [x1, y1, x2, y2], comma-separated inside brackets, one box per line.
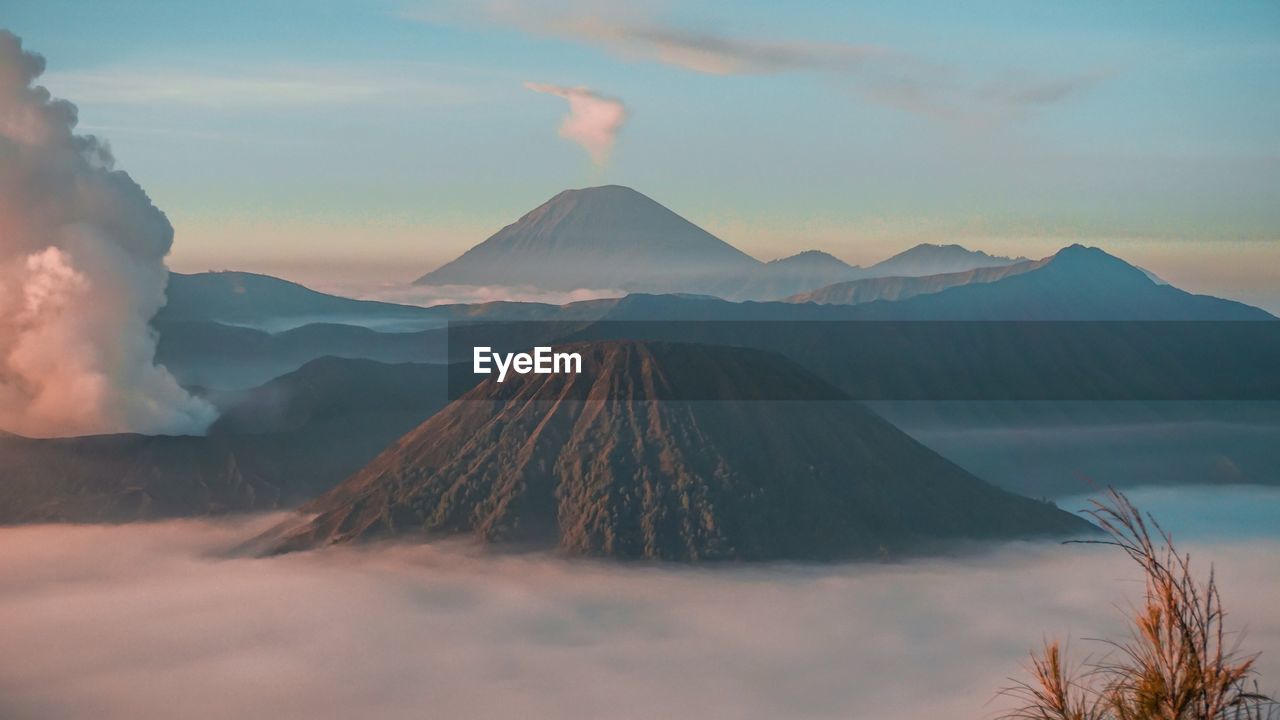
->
[263, 341, 1092, 558]
[156, 242, 1272, 403]
[598, 245, 1272, 321]
[155, 320, 449, 389]
[839, 244, 1271, 320]
[155, 242, 1270, 391]
[705, 250, 862, 301]
[864, 243, 1023, 277]
[786, 258, 1042, 305]
[160, 271, 436, 330]
[412, 185, 1026, 300]
[165, 186, 1266, 328]
[159, 268, 621, 338]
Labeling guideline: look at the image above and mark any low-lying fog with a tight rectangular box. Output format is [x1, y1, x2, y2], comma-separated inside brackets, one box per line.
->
[876, 402, 1280, 497]
[319, 281, 624, 311]
[2, 487, 1277, 720]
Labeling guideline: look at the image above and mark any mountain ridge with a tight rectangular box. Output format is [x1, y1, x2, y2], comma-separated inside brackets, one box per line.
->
[412, 185, 1039, 299]
[844, 244, 1273, 320]
[867, 243, 1025, 277]
[594, 244, 1272, 321]
[160, 271, 436, 329]
[786, 259, 1044, 305]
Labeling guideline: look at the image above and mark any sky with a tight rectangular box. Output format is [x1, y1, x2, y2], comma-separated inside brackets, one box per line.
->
[3, 0, 1278, 310]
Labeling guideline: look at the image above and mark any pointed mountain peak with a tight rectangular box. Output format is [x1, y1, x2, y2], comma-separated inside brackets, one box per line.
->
[414, 186, 761, 291]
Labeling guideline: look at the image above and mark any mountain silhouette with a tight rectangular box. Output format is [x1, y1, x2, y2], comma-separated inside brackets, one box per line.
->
[786, 259, 1042, 305]
[866, 243, 1023, 277]
[155, 320, 451, 389]
[265, 341, 1091, 559]
[596, 246, 1271, 321]
[161, 271, 434, 329]
[707, 250, 866, 300]
[414, 185, 762, 292]
[847, 244, 1273, 320]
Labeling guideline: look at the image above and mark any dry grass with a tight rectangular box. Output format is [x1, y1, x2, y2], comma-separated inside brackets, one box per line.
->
[1000, 488, 1277, 720]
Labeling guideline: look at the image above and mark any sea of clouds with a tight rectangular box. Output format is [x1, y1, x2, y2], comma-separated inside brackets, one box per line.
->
[328, 281, 624, 309]
[2, 489, 1278, 720]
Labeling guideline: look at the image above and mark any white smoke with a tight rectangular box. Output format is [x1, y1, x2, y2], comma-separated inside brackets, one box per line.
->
[524, 82, 626, 166]
[0, 31, 214, 437]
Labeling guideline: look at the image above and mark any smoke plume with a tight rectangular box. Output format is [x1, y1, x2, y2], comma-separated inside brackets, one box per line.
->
[524, 82, 626, 166]
[0, 30, 214, 437]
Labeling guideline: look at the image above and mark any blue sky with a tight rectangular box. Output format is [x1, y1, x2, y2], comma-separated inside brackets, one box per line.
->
[3, 0, 1278, 308]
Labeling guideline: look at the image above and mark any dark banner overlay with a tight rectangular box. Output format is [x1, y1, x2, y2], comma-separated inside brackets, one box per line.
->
[444, 321, 1280, 401]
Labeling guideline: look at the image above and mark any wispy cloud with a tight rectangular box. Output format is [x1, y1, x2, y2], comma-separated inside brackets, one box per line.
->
[408, 2, 1110, 124]
[41, 64, 480, 108]
[538, 16, 887, 76]
[524, 82, 627, 165]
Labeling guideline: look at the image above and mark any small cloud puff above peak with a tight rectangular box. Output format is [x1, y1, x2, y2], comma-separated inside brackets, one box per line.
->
[524, 82, 627, 166]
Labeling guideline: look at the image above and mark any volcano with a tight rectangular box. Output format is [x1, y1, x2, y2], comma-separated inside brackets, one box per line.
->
[266, 341, 1090, 559]
[413, 185, 762, 292]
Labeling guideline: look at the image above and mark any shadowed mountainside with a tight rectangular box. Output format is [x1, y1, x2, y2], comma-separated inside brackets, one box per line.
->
[154, 321, 451, 389]
[0, 358, 467, 523]
[786, 258, 1043, 305]
[160, 271, 436, 329]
